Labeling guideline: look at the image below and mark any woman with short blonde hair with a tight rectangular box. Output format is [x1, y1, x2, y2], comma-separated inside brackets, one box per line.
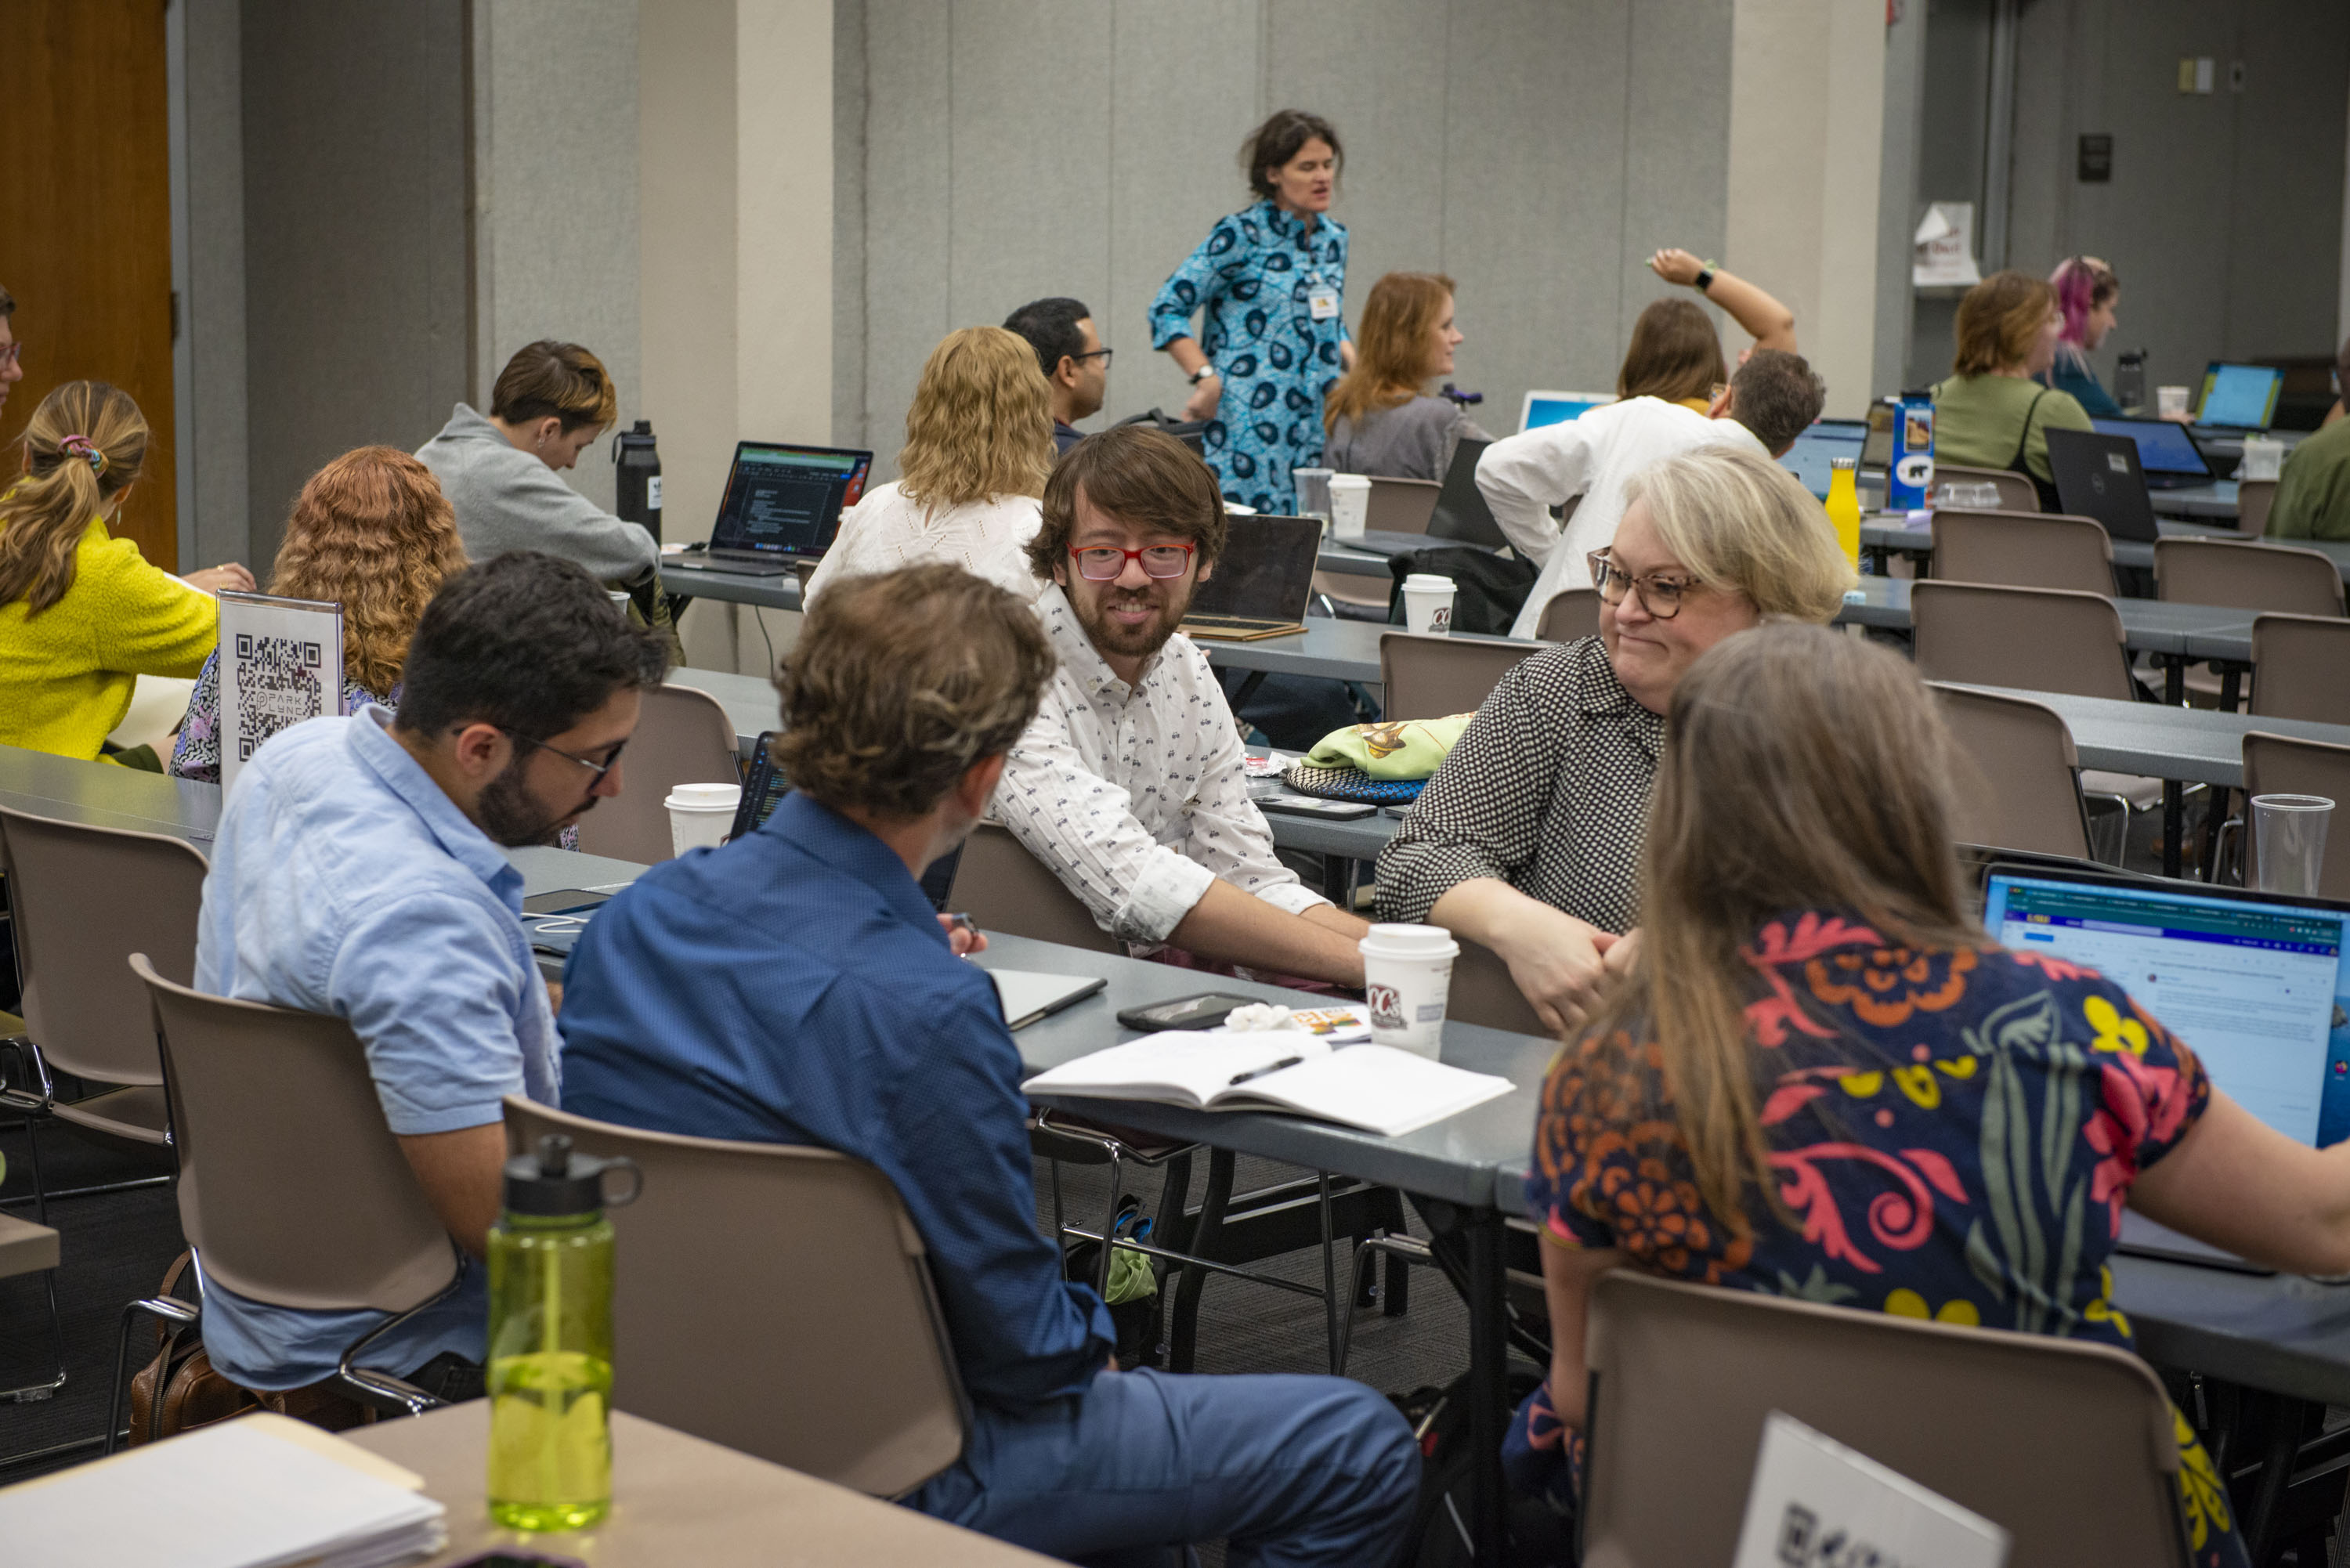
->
[1321, 272, 1490, 481]
[1932, 269, 2094, 506]
[1377, 445, 1853, 1030]
[806, 325, 1058, 606]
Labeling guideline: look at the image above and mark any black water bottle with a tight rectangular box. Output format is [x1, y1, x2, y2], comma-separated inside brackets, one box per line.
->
[612, 420, 662, 543]
[2113, 351, 2148, 417]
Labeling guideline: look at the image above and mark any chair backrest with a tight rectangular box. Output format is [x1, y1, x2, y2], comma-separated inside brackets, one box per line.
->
[2237, 477, 2278, 537]
[1533, 587, 1600, 643]
[573, 683, 742, 865]
[503, 1097, 965, 1498]
[1910, 581, 2135, 701]
[1929, 509, 2113, 594]
[1379, 632, 1531, 721]
[0, 805, 208, 1085]
[948, 822, 1120, 954]
[1936, 463, 2040, 513]
[1444, 938, 1548, 1035]
[2153, 536, 2345, 617]
[2250, 613, 2350, 725]
[1929, 685, 2094, 860]
[1365, 475, 1441, 534]
[128, 954, 457, 1314]
[2241, 731, 2350, 899]
[1581, 1270, 2187, 1568]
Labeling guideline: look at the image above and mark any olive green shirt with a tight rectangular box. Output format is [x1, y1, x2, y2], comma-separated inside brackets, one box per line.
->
[2266, 419, 2350, 542]
[1930, 374, 2093, 484]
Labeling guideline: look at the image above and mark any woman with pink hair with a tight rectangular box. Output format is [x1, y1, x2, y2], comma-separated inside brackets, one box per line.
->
[2039, 255, 2125, 417]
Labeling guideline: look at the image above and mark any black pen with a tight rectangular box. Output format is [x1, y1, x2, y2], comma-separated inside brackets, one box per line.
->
[1228, 1055, 1304, 1086]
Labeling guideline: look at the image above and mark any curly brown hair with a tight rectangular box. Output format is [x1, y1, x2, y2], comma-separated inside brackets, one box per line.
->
[269, 447, 468, 695]
[1024, 425, 1227, 583]
[775, 563, 1055, 819]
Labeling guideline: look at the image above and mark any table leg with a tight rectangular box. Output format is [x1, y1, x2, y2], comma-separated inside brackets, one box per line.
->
[2164, 781, 2185, 880]
[2220, 663, 2244, 714]
[1465, 1209, 1509, 1566]
[1228, 670, 1269, 710]
[2244, 1392, 2318, 1559]
[2162, 654, 2184, 706]
[1167, 1148, 1235, 1374]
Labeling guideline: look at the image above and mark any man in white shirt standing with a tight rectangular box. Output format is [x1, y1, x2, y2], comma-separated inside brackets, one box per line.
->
[996, 425, 1372, 986]
[1481, 349, 1827, 639]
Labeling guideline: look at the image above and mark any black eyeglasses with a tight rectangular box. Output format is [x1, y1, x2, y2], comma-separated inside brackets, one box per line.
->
[1071, 347, 1114, 366]
[466, 726, 627, 782]
[1587, 551, 1703, 620]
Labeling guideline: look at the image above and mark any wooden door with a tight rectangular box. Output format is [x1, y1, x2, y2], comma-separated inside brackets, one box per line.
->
[0, 0, 177, 568]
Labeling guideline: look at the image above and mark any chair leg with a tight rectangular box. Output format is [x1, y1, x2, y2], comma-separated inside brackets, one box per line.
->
[334, 1266, 465, 1418]
[0, 1268, 68, 1406]
[105, 1295, 200, 1454]
[1093, 1150, 1125, 1299]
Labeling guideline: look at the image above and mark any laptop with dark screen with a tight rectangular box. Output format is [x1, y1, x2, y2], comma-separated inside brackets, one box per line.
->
[1181, 515, 1321, 641]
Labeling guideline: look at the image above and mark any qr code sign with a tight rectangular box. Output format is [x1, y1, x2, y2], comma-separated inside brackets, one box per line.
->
[233, 635, 328, 761]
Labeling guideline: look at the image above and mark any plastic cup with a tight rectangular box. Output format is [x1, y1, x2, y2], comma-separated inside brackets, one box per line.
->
[2157, 385, 2191, 420]
[1292, 468, 1335, 526]
[665, 782, 742, 858]
[1359, 923, 1460, 1057]
[1401, 573, 1457, 635]
[2240, 436, 2286, 483]
[1328, 473, 1371, 540]
[2253, 794, 2333, 896]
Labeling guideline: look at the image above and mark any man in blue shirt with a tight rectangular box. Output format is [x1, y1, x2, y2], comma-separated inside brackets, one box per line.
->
[194, 551, 668, 1400]
[560, 563, 1418, 1565]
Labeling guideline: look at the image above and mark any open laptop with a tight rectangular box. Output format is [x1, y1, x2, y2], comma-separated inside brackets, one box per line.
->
[1983, 864, 2350, 1270]
[1518, 390, 1615, 434]
[1181, 515, 1321, 640]
[1778, 417, 1868, 500]
[1424, 437, 1509, 549]
[667, 441, 874, 577]
[1860, 400, 1896, 478]
[2044, 427, 2161, 543]
[2088, 415, 2214, 490]
[2196, 363, 2286, 431]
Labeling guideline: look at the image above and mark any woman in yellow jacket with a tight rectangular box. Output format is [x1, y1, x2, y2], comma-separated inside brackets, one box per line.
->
[0, 381, 244, 763]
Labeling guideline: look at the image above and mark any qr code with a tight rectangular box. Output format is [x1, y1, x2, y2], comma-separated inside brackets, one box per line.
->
[232, 634, 327, 761]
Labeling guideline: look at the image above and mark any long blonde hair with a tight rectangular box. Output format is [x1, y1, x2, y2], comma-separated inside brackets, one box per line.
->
[898, 327, 1055, 511]
[0, 381, 149, 613]
[270, 448, 468, 695]
[1325, 272, 1454, 432]
[1583, 623, 1979, 1234]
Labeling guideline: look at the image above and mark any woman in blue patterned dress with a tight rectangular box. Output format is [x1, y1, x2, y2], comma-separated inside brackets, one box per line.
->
[1150, 110, 1356, 515]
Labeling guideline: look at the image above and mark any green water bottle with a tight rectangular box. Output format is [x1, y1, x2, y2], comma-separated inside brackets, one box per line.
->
[486, 1134, 640, 1531]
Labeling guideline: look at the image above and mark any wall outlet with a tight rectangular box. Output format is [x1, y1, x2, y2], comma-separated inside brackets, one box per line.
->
[2177, 56, 2215, 94]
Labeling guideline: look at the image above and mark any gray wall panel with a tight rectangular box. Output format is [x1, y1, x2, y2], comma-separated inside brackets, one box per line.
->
[1622, 0, 1733, 350]
[859, 0, 953, 479]
[2227, 1, 2350, 359]
[833, 0, 868, 450]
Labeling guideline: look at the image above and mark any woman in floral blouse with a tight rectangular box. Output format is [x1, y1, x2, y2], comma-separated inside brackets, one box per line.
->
[1151, 109, 1355, 515]
[1511, 622, 2350, 1568]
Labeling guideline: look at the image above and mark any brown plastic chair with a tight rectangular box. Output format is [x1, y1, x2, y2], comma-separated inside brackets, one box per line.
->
[1365, 475, 1441, 534]
[504, 1097, 967, 1498]
[573, 682, 743, 865]
[1580, 1270, 2189, 1568]
[2238, 477, 2278, 538]
[2242, 732, 2350, 900]
[1935, 463, 2039, 512]
[1444, 937, 1548, 1036]
[118, 954, 461, 1442]
[2250, 614, 2350, 725]
[2153, 537, 2345, 617]
[1929, 685, 2096, 862]
[1910, 581, 2135, 699]
[1379, 632, 1532, 721]
[1533, 588, 1601, 643]
[0, 806, 208, 1214]
[1929, 510, 2114, 594]
[949, 821, 1120, 954]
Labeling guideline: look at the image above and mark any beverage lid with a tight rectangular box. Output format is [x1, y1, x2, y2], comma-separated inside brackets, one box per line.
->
[1830, 457, 1858, 470]
[504, 1133, 642, 1217]
[1403, 574, 1456, 591]
[1291, 466, 1334, 478]
[1360, 921, 1461, 958]
[667, 782, 742, 811]
[1327, 473, 1372, 490]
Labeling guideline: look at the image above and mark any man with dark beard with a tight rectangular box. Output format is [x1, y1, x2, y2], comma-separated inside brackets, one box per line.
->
[996, 425, 1372, 985]
[191, 550, 667, 1402]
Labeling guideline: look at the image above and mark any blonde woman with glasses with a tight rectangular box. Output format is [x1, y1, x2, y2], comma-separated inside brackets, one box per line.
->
[805, 326, 1057, 607]
[1376, 444, 1853, 1032]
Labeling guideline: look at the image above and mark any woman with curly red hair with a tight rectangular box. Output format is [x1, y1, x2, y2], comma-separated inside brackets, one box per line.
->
[172, 446, 467, 781]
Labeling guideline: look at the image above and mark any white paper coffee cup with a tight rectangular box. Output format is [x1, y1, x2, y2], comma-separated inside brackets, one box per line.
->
[2157, 385, 2190, 419]
[1328, 473, 1371, 539]
[2240, 436, 2286, 483]
[665, 782, 741, 857]
[1402, 573, 1457, 635]
[1359, 923, 1459, 1056]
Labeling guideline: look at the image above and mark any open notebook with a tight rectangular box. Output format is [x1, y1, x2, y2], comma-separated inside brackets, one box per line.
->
[1022, 1031, 1512, 1137]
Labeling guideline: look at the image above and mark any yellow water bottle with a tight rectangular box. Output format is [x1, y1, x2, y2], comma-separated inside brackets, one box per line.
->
[1825, 456, 1862, 569]
[486, 1135, 641, 1532]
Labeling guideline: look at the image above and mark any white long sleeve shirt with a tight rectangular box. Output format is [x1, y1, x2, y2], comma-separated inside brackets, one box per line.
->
[993, 587, 1330, 945]
[1477, 397, 1766, 639]
[802, 482, 1048, 607]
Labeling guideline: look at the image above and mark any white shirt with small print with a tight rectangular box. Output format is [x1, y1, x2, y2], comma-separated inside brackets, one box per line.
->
[996, 585, 1330, 945]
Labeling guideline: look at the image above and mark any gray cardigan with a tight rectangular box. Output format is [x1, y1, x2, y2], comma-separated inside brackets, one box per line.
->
[415, 403, 659, 584]
[1324, 395, 1490, 483]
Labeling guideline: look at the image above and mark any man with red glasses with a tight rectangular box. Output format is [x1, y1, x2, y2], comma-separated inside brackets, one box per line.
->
[1000, 425, 1373, 985]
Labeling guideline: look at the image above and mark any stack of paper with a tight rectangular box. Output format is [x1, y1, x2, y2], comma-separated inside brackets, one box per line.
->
[0, 1414, 446, 1568]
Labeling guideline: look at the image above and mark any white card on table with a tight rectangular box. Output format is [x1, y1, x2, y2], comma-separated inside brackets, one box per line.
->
[218, 591, 345, 795]
[1730, 1411, 2009, 1568]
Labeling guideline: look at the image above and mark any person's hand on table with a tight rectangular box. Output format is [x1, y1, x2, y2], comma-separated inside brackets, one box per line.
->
[938, 912, 988, 957]
[183, 562, 256, 594]
[1181, 374, 1223, 424]
[1490, 906, 1618, 1038]
[1647, 247, 1705, 287]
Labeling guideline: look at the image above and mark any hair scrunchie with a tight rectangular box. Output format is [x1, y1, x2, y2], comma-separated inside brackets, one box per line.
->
[57, 435, 108, 477]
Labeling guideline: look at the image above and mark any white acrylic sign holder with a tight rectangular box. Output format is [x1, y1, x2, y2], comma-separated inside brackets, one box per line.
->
[217, 591, 346, 796]
[1731, 1411, 2009, 1568]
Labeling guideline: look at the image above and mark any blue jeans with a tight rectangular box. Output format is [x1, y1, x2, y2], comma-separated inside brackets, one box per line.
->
[909, 1367, 1420, 1567]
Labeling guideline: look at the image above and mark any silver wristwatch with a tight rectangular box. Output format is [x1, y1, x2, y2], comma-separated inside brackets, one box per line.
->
[1189, 363, 1218, 385]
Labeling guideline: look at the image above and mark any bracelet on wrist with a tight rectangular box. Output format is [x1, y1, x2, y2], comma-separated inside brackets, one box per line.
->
[1189, 364, 1218, 386]
[1694, 262, 1719, 294]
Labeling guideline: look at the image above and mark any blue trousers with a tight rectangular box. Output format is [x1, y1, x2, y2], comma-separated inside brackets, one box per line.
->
[909, 1367, 1420, 1567]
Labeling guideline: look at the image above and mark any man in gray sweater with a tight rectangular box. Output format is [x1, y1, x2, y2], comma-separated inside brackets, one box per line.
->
[417, 341, 659, 586]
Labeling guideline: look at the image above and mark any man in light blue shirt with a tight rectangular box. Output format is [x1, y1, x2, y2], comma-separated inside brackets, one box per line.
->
[193, 551, 667, 1399]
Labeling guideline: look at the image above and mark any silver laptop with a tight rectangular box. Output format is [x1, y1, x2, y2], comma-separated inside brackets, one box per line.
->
[1983, 865, 2350, 1271]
